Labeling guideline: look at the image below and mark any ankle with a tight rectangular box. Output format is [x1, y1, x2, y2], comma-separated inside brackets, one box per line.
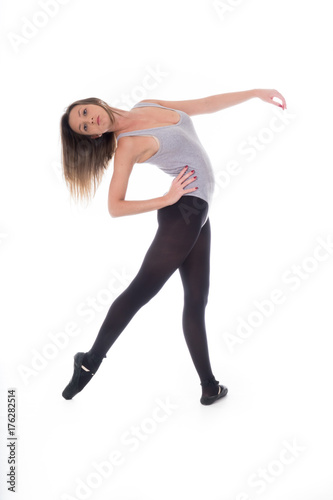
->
[82, 352, 105, 373]
[200, 376, 219, 396]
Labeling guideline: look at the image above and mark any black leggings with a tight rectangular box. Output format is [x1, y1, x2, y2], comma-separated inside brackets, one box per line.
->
[87, 196, 215, 384]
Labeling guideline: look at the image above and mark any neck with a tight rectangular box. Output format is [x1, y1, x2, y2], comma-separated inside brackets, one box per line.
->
[106, 106, 145, 135]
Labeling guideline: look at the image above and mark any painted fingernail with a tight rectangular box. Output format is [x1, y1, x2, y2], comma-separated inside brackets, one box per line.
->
[193, 176, 197, 179]
[195, 187, 198, 190]
[191, 170, 195, 173]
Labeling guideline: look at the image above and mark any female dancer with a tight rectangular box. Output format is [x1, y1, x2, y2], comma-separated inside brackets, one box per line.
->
[60, 89, 286, 405]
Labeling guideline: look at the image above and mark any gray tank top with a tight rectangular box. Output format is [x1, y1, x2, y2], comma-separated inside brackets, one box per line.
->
[116, 102, 215, 217]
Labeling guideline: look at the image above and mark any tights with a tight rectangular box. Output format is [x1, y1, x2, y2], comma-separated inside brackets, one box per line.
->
[83, 196, 218, 395]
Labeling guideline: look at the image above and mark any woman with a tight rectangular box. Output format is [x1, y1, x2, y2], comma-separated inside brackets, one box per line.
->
[60, 88, 287, 405]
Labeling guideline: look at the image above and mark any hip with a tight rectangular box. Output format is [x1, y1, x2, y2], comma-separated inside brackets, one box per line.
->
[157, 195, 209, 228]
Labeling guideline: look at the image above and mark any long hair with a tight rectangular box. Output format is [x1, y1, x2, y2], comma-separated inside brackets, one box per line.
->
[60, 97, 119, 204]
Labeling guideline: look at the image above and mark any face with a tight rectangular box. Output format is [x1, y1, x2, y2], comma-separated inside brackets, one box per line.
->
[68, 104, 112, 138]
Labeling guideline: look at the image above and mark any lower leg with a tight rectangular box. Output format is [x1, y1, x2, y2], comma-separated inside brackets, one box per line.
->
[182, 301, 220, 397]
[179, 218, 220, 397]
[71, 262, 179, 394]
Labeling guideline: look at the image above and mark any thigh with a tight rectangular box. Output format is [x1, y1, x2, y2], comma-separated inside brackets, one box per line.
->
[178, 218, 211, 298]
[136, 197, 208, 281]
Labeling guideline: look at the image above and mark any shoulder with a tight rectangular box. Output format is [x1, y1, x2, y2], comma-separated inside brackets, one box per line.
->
[114, 136, 139, 168]
[137, 99, 160, 104]
[137, 98, 208, 116]
[115, 135, 153, 166]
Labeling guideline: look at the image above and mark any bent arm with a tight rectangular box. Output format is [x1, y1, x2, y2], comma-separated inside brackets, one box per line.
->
[140, 88, 286, 115]
[108, 140, 169, 217]
[109, 195, 168, 218]
[108, 141, 197, 217]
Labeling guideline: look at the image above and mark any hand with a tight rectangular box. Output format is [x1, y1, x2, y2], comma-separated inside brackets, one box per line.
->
[164, 166, 197, 205]
[255, 89, 287, 110]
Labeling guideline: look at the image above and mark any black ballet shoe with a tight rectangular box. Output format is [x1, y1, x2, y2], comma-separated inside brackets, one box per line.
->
[200, 376, 228, 406]
[200, 385, 228, 405]
[62, 352, 95, 400]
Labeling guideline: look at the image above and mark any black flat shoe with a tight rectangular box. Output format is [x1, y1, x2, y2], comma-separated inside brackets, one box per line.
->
[62, 352, 94, 400]
[200, 385, 228, 406]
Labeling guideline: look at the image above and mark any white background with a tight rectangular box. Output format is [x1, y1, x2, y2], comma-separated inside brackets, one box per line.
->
[1, 0, 333, 499]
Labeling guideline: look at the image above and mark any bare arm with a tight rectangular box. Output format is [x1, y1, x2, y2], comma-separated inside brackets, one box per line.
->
[140, 89, 286, 116]
[108, 139, 196, 217]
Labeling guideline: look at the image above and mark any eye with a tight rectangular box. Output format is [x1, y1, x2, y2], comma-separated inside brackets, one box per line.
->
[83, 109, 88, 132]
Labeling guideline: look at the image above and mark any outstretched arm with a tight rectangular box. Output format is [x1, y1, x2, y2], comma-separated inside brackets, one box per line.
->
[140, 89, 287, 116]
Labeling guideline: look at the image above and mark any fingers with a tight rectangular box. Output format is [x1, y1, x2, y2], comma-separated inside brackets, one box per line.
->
[174, 165, 189, 182]
[167, 166, 199, 204]
[181, 174, 197, 188]
[273, 97, 287, 109]
[174, 169, 196, 190]
[183, 186, 198, 194]
[271, 90, 287, 109]
[174, 165, 194, 183]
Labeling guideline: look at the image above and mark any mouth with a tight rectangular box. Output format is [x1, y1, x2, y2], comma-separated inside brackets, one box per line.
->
[97, 115, 100, 125]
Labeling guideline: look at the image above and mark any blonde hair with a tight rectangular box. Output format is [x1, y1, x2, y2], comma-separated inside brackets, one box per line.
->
[60, 97, 119, 204]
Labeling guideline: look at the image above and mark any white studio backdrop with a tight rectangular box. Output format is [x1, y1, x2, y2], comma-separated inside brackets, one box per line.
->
[1, 0, 333, 499]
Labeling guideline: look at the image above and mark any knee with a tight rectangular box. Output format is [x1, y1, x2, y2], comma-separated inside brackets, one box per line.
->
[184, 290, 209, 310]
